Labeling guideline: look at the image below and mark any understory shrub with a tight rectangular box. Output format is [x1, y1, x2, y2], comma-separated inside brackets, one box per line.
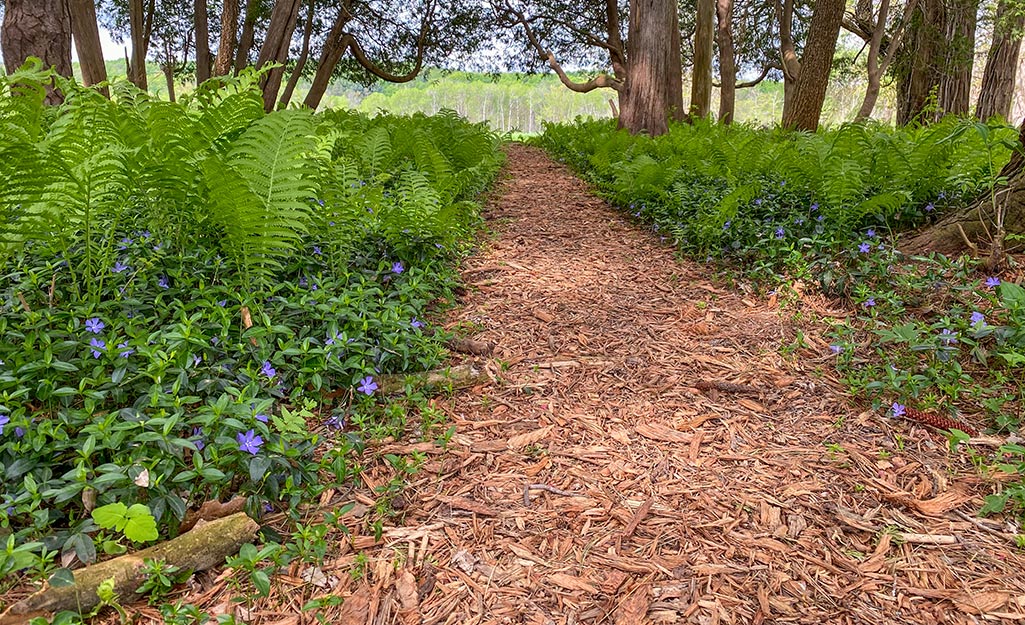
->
[0, 64, 502, 576]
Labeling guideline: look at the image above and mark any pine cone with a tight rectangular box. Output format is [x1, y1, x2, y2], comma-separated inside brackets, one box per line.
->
[904, 406, 979, 437]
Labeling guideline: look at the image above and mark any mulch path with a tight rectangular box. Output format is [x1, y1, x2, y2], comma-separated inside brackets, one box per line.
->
[134, 145, 1025, 623]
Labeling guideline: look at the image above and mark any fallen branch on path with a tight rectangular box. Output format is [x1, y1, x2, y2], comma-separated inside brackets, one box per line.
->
[376, 364, 486, 395]
[0, 513, 259, 624]
[445, 337, 494, 356]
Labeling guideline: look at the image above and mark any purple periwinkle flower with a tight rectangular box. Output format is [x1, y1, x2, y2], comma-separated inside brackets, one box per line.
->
[261, 361, 276, 380]
[810, 203, 819, 211]
[411, 317, 424, 329]
[970, 311, 985, 326]
[217, 300, 227, 307]
[329, 221, 336, 226]
[325, 414, 345, 429]
[255, 413, 269, 423]
[890, 402, 906, 418]
[0, 415, 9, 434]
[236, 429, 263, 455]
[866, 229, 876, 238]
[754, 198, 763, 206]
[939, 329, 958, 344]
[111, 261, 129, 274]
[357, 376, 378, 395]
[158, 276, 169, 289]
[14, 426, 25, 438]
[191, 427, 205, 451]
[391, 262, 404, 274]
[864, 298, 876, 308]
[774, 228, 785, 239]
[985, 277, 1000, 289]
[117, 341, 134, 358]
[89, 338, 105, 358]
[858, 242, 871, 254]
[85, 318, 105, 334]
[795, 217, 805, 225]
[192, 355, 202, 366]
[925, 203, 934, 212]
[313, 246, 322, 256]
[830, 345, 843, 354]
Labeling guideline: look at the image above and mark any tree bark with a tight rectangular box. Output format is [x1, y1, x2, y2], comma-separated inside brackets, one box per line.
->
[715, 0, 736, 124]
[855, 0, 916, 121]
[195, 0, 211, 83]
[975, 0, 1024, 120]
[776, 0, 801, 123]
[303, 4, 353, 109]
[896, 0, 945, 125]
[2, 0, 73, 104]
[902, 119, 1025, 259]
[256, 0, 302, 111]
[162, 62, 176, 101]
[278, 0, 315, 108]
[781, 0, 845, 131]
[128, 0, 149, 89]
[618, 0, 683, 135]
[935, 0, 979, 118]
[691, 0, 715, 118]
[214, 0, 240, 76]
[69, 0, 108, 95]
[234, 0, 259, 72]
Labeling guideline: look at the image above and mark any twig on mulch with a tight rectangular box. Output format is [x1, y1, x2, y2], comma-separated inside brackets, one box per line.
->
[523, 483, 582, 506]
[693, 380, 759, 395]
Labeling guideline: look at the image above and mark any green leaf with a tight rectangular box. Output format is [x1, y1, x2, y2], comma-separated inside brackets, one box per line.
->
[91, 503, 128, 531]
[49, 568, 76, 587]
[251, 570, 271, 597]
[122, 504, 158, 542]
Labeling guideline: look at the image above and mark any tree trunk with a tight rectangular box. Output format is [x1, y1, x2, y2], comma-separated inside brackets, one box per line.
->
[902, 119, 1025, 260]
[256, 0, 302, 111]
[214, 0, 240, 76]
[777, 0, 801, 123]
[715, 0, 736, 124]
[856, 73, 882, 121]
[234, 0, 259, 72]
[303, 6, 353, 109]
[618, 0, 683, 135]
[935, 0, 979, 118]
[128, 0, 149, 89]
[2, 0, 73, 104]
[975, 0, 1024, 120]
[279, 0, 315, 108]
[691, 0, 715, 118]
[69, 0, 108, 95]
[896, 0, 944, 125]
[162, 63, 176, 102]
[195, 0, 211, 83]
[781, 0, 845, 131]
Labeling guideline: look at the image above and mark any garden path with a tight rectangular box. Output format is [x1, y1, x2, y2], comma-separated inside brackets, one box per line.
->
[179, 144, 1025, 624]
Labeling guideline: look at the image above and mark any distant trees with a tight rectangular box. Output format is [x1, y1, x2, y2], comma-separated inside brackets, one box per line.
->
[976, 0, 1025, 120]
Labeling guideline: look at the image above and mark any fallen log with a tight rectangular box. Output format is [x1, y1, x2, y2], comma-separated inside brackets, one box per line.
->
[445, 337, 494, 356]
[0, 513, 259, 624]
[377, 364, 486, 395]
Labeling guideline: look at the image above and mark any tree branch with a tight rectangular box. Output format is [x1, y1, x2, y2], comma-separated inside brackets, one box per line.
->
[503, 6, 622, 92]
[715, 63, 776, 88]
[342, 4, 430, 84]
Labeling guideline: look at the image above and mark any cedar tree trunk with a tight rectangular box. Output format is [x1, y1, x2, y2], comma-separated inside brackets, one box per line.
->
[781, 0, 844, 131]
[234, 0, 259, 72]
[903, 119, 1025, 262]
[716, 0, 736, 124]
[976, 0, 1024, 121]
[303, 5, 353, 109]
[279, 0, 315, 108]
[127, 0, 149, 89]
[896, 0, 944, 124]
[2, 0, 73, 103]
[618, 0, 684, 135]
[691, 0, 715, 118]
[214, 0, 240, 76]
[195, 0, 211, 83]
[256, 0, 302, 111]
[935, 0, 979, 118]
[69, 0, 108, 94]
[162, 62, 176, 101]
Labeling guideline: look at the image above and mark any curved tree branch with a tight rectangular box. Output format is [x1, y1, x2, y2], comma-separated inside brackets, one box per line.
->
[503, 5, 622, 92]
[714, 62, 776, 88]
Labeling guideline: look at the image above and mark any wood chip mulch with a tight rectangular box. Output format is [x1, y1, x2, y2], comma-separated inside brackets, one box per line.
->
[127, 144, 1025, 624]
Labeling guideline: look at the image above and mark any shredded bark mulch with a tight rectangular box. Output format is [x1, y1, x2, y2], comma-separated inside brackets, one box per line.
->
[122, 144, 1025, 623]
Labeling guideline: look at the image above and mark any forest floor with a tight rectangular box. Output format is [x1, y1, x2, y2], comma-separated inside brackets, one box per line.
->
[149, 145, 1025, 624]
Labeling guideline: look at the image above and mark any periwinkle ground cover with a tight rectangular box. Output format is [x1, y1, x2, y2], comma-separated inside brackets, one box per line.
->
[0, 67, 502, 579]
[539, 117, 1025, 520]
